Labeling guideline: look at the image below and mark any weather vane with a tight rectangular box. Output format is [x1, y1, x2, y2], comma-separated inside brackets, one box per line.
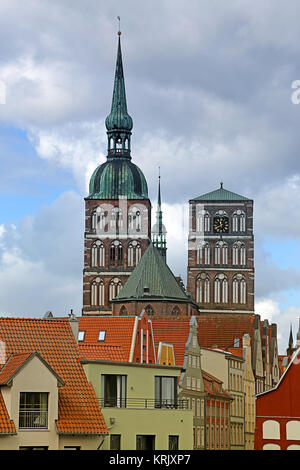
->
[117, 16, 121, 35]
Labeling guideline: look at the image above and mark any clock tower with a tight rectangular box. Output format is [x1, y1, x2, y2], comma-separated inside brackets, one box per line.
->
[187, 183, 254, 314]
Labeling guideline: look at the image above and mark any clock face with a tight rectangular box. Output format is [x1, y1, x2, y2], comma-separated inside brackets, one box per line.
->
[213, 216, 229, 233]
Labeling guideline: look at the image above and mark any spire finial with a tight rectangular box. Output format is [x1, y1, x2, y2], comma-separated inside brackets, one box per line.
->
[117, 16, 121, 36]
[220, 181, 223, 189]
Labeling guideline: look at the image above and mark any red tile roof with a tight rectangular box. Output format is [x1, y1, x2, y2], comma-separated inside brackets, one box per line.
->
[151, 318, 191, 366]
[0, 352, 33, 385]
[197, 314, 256, 350]
[78, 316, 137, 362]
[79, 344, 127, 362]
[0, 317, 108, 436]
[202, 370, 232, 400]
[0, 393, 15, 435]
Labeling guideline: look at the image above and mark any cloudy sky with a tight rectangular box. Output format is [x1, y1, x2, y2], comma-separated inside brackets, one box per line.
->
[0, 0, 300, 353]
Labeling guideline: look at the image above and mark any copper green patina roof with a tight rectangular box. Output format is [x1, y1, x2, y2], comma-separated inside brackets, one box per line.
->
[87, 33, 148, 200]
[191, 183, 250, 202]
[113, 243, 190, 303]
[88, 159, 148, 199]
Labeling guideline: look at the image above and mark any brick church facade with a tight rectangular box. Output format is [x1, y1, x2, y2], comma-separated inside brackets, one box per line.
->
[187, 185, 255, 314]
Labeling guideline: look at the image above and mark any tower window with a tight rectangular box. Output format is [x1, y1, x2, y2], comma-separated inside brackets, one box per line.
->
[109, 278, 122, 301]
[232, 210, 246, 232]
[91, 278, 105, 306]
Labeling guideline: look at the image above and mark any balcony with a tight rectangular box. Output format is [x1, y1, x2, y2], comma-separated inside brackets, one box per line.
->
[19, 409, 48, 429]
[99, 397, 189, 410]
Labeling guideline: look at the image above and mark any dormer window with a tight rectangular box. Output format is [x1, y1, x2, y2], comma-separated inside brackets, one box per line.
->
[98, 331, 106, 342]
[78, 331, 85, 342]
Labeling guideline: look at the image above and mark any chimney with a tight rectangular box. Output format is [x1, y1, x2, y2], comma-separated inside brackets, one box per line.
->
[68, 309, 79, 342]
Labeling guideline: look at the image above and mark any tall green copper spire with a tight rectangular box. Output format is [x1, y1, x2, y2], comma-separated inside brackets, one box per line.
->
[152, 169, 167, 261]
[87, 29, 148, 200]
[105, 30, 133, 159]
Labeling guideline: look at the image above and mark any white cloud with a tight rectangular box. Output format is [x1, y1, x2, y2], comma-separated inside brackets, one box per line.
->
[28, 121, 106, 194]
[0, 191, 83, 317]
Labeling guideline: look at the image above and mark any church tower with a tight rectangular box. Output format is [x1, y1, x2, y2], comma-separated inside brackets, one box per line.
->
[187, 183, 254, 314]
[82, 31, 151, 316]
[151, 172, 167, 262]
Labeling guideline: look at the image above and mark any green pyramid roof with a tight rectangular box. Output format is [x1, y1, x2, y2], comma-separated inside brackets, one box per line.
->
[113, 243, 190, 303]
[191, 184, 250, 202]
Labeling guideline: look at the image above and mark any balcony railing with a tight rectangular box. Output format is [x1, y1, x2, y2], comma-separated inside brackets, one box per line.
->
[19, 409, 48, 429]
[99, 398, 189, 410]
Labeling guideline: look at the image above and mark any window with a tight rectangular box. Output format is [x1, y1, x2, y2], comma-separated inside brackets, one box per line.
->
[91, 240, 105, 267]
[214, 274, 228, 303]
[204, 242, 210, 265]
[232, 210, 246, 232]
[169, 435, 179, 450]
[136, 435, 155, 450]
[19, 446, 48, 450]
[128, 207, 142, 232]
[109, 278, 122, 301]
[101, 374, 127, 408]
[196, 273, 210, 303]
[232, 274, 246, 304]
[155, 376, 177, 408]
[232, 242, 246, 266]
[19, 392, 48, 429]
[91, 278, 105, 306]
[196, 210, 210, 233]
[145, 305, 154, 316]
[119, 306, 128, 316]
[171, 306, 180, 316]
[98, 330, 106, 342]
[127, 242, 142, 267]
[110, 435, 121, 450]
[78, 331, 85, 342]
[110, 241, 123, 265]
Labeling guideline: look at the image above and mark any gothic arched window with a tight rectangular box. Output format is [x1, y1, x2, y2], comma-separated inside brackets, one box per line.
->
[197, 210, 210, 233]
[232, 242, 247, 266]
[91, 278, 105, 306]
[128, 206, 142, 232]
[171, 306, 180, 316]
[145, 305, 154, 316]
[109, 278, 122, 301]
[232, 210, 246, 233]
[92, 207, 107, 232]
[214, 274, 228, 304]
[91, 240, 105, 267]
[196, 274, 210, 303]
[110, 241, 123, 266]
[204, 242, 210, 265]
[127, 241, 142, 268]
[214, 241, 228, 265]
[119, 305, 128, 316]
[232, 274, 246, 304]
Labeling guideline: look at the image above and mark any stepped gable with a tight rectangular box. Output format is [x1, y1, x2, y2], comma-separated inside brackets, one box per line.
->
[0, 317, 108, 436]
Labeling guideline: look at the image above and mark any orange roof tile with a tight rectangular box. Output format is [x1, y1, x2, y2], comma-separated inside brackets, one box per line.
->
[197, 314, 256, 350]
[79, 344, 127, 362]
[0, 352, 33, 385]
[0, 392, 15, 434]
[202, 370, 232, 400]
[0, 317, 108, 436]
[151, 319, 191, 366]
[78, 316, 137, 361]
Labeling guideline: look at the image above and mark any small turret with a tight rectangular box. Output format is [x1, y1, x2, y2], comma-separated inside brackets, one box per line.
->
[152, 170, 167, 262]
